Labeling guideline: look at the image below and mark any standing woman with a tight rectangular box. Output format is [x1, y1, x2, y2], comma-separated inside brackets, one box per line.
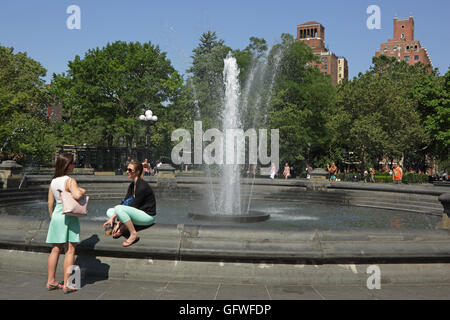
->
[283, 163, 291, 180]
[103, 160, 156, 247]
[46, 153, 86, 293]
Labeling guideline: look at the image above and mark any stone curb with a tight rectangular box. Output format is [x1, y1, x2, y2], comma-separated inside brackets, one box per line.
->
[1, 216, 449, 264]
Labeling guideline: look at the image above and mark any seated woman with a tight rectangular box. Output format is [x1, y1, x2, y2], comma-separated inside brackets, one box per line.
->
[103, 160, 156, 247]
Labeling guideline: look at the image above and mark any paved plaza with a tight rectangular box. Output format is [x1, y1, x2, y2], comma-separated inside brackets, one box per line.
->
[1, 268, 450, 301]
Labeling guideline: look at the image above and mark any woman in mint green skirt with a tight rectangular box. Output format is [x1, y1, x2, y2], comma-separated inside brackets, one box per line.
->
[46, 153, 86, 294]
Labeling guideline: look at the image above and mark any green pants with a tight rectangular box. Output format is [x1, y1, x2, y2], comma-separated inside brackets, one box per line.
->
[107, 205, 154, 226]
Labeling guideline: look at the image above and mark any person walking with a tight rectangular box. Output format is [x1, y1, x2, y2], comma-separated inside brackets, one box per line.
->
[270, 163, 277, 179]
[369, 168, 375, 183]
[46, 153, 86, 294]
[393, 162, 403, 184]
[283, 163, 291, 180]
[103, 160, 156, 247]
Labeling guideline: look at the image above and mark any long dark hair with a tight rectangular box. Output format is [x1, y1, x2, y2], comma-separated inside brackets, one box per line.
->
[53, 153, 74, 178]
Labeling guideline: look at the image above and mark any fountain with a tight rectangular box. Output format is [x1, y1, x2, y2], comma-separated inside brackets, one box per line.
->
[188, 53, 273, 223]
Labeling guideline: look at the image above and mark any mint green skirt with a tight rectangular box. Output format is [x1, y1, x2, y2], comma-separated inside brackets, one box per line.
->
[46, 203, 80, 244]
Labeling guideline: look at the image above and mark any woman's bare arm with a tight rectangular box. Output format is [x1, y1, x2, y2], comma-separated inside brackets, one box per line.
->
[48, 186, 54, 217]
[66, 178, 86, 200]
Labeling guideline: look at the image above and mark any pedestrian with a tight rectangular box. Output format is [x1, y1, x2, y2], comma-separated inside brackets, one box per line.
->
[46, 153, 86, 294]
[393, 162, 403, 184]
[283, 163, 291, 180]
[155, 160, 162, 176]
[270, 163, 277, 179]
[103, 160, 156, 247]
[369, 168, 375, 183]
[327, 162, 337, 182]
[306, 165, 313, 180]
[142, 159, 151, 176]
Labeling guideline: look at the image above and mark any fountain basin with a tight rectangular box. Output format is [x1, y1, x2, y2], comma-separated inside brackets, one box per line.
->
[188, 211, 270, 223]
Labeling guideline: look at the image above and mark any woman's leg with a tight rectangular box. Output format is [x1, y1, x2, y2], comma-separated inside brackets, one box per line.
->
[106, 208, 116, 220]
[114, 205, 154, 244]
[63, 242, 76, 288]
[47, 244, 63, 285]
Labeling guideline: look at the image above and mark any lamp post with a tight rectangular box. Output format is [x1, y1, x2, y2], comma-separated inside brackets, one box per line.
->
[139, 109, 158, 160]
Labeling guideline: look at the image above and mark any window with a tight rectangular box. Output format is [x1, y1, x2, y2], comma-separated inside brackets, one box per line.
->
[322, 57, 327, 62]
[404, 56, 410, 62]
[414, 55, 419, 61]
[401, 34, 405, 39]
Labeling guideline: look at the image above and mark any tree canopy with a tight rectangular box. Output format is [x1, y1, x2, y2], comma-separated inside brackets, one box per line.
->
[0, 45, 55, 164]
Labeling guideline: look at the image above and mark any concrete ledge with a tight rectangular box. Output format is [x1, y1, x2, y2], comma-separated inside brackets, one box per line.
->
[0, 216, 449, 264]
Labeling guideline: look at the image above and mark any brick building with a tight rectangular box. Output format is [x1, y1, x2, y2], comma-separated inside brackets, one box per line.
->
[337, 57, 348, 84]
[47, 102, 63, 122]
[296, 21, 348, 86]
[375, 15, 433, 70]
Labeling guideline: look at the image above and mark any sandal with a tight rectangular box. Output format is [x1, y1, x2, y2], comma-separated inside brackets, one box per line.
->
[63, 286, 78, 294]
[112, 223, 124, 239]
[47, 281, 64, 291]
[122, 236, 140, 247]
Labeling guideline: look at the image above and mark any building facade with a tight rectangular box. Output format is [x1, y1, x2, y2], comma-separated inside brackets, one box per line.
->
[337, 57, 348, 84]
[375, 15, 433, 70]
[296, 21, 348, 86]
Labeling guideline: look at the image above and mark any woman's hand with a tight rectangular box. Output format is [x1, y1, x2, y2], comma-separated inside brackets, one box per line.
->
[103, 218, 114, 229]
[112, 221, 122, 237]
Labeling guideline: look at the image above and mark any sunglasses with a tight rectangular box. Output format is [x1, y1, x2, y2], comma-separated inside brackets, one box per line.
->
[126, 168, 135, 173]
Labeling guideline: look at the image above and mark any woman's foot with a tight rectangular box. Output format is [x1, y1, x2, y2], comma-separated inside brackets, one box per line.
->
[46, 281, 63, 291]
[122, 233, 140, 247]
[63, 286, 78, 294]
[112, 223, 126, 239]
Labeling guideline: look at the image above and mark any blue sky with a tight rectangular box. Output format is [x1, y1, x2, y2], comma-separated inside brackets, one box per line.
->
[1, 0, 449, 83]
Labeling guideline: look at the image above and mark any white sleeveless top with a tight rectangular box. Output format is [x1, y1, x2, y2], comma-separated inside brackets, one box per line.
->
[50, 176, 71, 203]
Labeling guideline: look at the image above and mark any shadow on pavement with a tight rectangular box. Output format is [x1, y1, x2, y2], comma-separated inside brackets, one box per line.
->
[75, 234, 110, 288]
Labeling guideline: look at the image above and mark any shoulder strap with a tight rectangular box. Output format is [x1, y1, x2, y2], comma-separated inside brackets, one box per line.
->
[65, 176, 72, 192]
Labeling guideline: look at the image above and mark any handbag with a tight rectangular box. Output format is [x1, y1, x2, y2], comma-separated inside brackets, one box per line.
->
[58, 178, 89, 217]
[122, 197, 133, 206]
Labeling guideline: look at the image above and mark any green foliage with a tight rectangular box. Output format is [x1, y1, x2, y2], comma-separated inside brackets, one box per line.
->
[0, 45, 55, 164]
[50, 41, 189, 160]
[187, 31, 232, 129]
[402, 173, 429, 184]
[413, 67, 450, 161]
[330, 55, 434, 171]
[268, 35, 335, 169]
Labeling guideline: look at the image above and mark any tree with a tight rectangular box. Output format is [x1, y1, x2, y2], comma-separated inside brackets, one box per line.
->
[187, 31, 232, 129]
[50, 41, 184, 158]
[0, 45, 54, 165]
[330, 56, 431, 171]
[413, 67, 450, 163]
[268, 34, 336, 169]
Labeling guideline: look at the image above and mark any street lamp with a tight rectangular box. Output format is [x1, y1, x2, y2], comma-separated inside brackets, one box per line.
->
[139, 109, 158, 160]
